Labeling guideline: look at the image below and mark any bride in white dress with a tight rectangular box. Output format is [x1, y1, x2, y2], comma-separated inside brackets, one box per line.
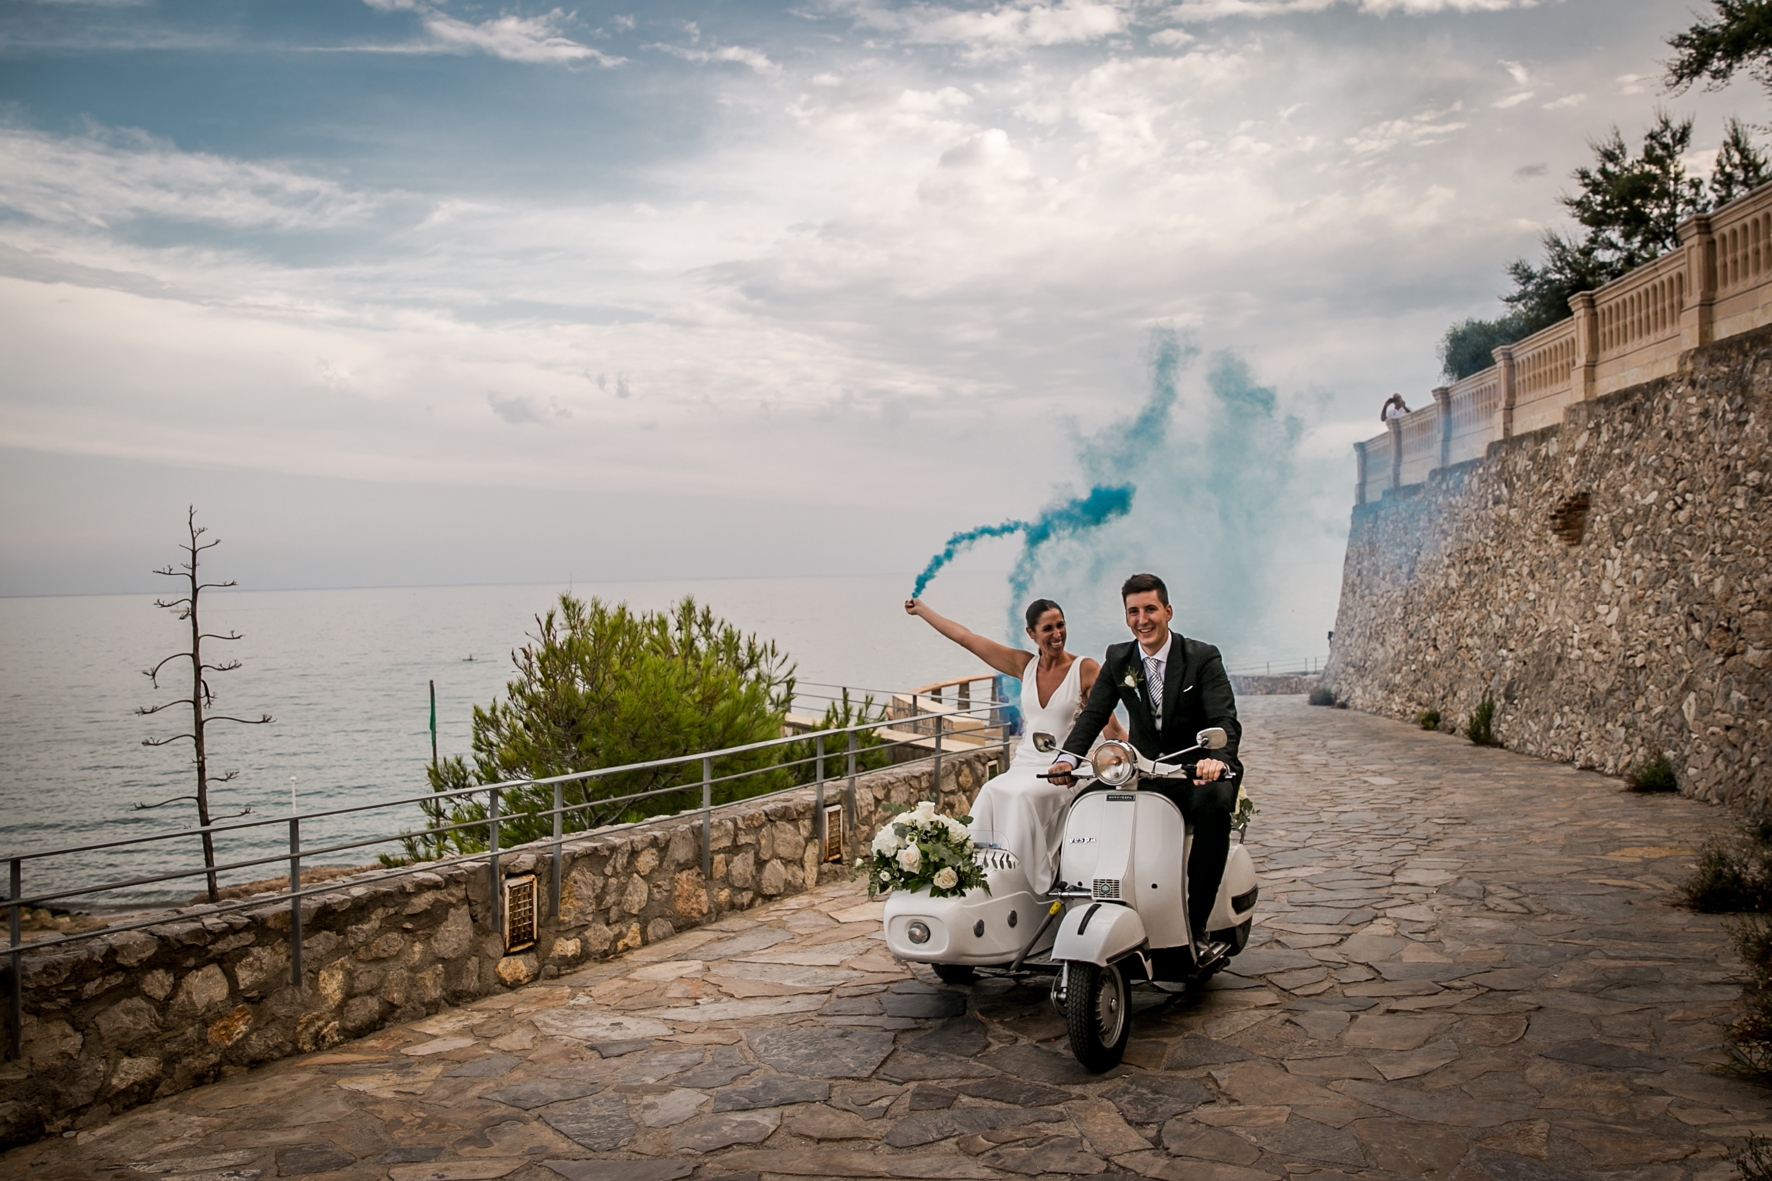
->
[903, 596, 1126, 893]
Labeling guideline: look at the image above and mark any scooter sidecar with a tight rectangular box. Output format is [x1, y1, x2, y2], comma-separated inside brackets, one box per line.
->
[882, 848, 1056, 977]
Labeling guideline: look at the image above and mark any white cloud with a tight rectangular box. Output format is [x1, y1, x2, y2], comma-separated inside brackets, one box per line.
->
[843, 0, 1129, 54]
[0, 123, 382, 231]
[487, 391, 570, 424]
[1161, 0, 1535, 17]
[3, 0, 1755, 628]
[1360, 0, 1538, 12]
[363, 1, 622, 65]
[1345, 107, 1468, 155]
[1543, 92, 1585, 109]
[1492, 91, 1535, 108]
[654, 43, 782, 75]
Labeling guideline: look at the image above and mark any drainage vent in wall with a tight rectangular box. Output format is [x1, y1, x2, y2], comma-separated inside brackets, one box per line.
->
[504, 873, 538, 953]
[822, 803, 844, 863]
[1549, 491, 1591, 545]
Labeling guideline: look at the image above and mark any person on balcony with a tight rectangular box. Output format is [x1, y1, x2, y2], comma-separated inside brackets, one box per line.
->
[904, 597, 1124, 893]
[1382, 393, 1410, 421]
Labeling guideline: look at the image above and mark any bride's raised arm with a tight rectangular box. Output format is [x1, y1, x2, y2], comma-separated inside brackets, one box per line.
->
[1076, 657, 1128, 742]
[904, 599, 1034, 681]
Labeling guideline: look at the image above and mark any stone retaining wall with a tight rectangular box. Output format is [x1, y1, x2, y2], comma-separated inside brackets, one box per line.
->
[0, 748, 1000, 1147]
[1324, 325, 1770, 805]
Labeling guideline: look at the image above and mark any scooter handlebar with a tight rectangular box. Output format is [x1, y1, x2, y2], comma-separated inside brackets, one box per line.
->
[1035, 763, 1237, 784]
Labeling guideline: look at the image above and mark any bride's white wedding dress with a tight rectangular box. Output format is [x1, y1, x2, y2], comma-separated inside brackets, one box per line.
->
[969, 655, 1084, 895]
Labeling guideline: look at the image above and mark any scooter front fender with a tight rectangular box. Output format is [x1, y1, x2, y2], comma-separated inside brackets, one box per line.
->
[1051, 901, 1145, 967]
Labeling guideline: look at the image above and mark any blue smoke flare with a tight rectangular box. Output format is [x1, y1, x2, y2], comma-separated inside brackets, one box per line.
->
[909, 484, 1135, 602]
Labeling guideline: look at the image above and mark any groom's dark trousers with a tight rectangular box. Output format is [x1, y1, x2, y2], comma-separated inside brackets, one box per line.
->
[1060, 632, 1243, 943]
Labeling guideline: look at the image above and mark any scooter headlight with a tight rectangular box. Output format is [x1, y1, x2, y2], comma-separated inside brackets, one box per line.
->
[1093, 741, 1138, 787]
[906, 921, 931, 945]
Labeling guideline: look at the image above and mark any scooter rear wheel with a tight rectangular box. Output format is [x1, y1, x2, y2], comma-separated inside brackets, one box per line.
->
[1064, 961, 1130, 1072]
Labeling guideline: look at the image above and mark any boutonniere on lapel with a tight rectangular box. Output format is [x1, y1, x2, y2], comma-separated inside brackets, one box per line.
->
[1121, 664, 1143, 692]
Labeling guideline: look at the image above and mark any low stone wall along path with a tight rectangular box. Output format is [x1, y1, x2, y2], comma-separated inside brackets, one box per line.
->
[5, 698, 1764, 1181]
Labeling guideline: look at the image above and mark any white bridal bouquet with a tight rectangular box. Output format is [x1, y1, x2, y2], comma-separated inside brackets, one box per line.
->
[857, 799, 990, 899]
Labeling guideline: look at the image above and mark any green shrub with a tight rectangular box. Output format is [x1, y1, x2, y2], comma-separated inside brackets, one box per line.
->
[1687, 844, 1763, 913]
[399, 593, 808, 860]
[1308, 687, 1335, 707]
[1683, 803, 1772, 914]
[1679, 804, 1772, 1092]
[1728, 916, 1772, 1079]
[1416, 708, 1441, 731]
[1466, 695, 1498, 746]
[1627, 751, 1678, 792]
[1439, 313, 1534, 382]
[1737, 1134, 1772, 1181]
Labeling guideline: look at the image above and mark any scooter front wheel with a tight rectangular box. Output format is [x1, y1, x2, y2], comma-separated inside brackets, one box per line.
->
[933, 964, 976, 984]
[1064, 961, 1130, 1072]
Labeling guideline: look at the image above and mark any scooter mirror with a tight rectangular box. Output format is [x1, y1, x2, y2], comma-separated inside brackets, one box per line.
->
[1031, 732, 1058, 753]
[1196, 727, 1227, 750]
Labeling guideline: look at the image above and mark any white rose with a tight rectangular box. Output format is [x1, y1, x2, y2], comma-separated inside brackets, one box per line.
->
[913, 800, 938, 821]
[871, 826, 901, 857]
[880, 869, 893, 882]
[897, 844, 922, 873]
[933, 867, 959, 890]
[942, 816, 970, 841]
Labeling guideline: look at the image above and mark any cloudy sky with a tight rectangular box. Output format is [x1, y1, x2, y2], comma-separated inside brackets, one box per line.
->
[0, 0, 1763, 650]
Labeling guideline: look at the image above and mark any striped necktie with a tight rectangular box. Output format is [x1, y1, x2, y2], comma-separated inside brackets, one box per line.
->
[1145, 655, 1163, 721]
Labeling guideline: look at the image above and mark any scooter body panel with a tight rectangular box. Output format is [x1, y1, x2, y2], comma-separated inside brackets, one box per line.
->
[1207, 843, 1258, 933]
[1050, 900, 1146, 967]
[1060, 790, 1191, 952]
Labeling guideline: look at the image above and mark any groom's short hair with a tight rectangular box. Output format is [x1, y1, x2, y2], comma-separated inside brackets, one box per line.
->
[1121, 573, 1169, 605]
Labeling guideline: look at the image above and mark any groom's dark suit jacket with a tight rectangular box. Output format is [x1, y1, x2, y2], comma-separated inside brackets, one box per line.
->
[1060, 631, 1243, 780]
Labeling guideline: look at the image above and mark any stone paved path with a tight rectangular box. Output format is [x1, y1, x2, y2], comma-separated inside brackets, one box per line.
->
[6, 698, 1767, 1181]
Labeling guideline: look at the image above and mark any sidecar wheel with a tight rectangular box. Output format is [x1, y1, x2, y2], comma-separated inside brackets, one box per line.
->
[933, 964, 976, 984]
[1064, 961, 1130, 1072]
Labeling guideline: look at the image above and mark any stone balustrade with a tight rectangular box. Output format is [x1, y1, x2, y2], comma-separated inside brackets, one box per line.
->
[1354, 181, 1772, 504]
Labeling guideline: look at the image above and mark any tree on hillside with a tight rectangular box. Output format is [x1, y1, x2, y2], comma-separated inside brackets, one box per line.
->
[406, 594, 805, 857]
[136, 508, 273, 903]
[1439, 114, 1770, 380]
[1667, 0, 1772, 94]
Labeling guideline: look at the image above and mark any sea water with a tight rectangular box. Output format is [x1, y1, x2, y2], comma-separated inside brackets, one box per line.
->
[0, 572, 1009, 907]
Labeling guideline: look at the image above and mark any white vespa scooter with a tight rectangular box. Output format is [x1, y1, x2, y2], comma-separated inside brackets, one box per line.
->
[883, 727, 1259, 1071]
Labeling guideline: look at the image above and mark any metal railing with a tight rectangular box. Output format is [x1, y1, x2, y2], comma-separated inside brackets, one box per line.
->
[1224, 656, 1327, 677]
[2, 697, 1011, 1060]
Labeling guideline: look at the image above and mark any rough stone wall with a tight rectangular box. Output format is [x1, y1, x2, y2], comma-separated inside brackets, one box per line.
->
[1324, 326, 1770, 805]
[1, 749, 997, 1147]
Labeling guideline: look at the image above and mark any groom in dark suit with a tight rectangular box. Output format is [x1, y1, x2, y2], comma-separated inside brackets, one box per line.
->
[1049, 572, 1243, 951]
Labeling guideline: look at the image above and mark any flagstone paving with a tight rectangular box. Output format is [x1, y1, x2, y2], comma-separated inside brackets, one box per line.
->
[6, 697, 1768, 1181]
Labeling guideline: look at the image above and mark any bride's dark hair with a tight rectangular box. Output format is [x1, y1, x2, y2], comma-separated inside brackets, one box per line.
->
[1024, 599, 1063, 631]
